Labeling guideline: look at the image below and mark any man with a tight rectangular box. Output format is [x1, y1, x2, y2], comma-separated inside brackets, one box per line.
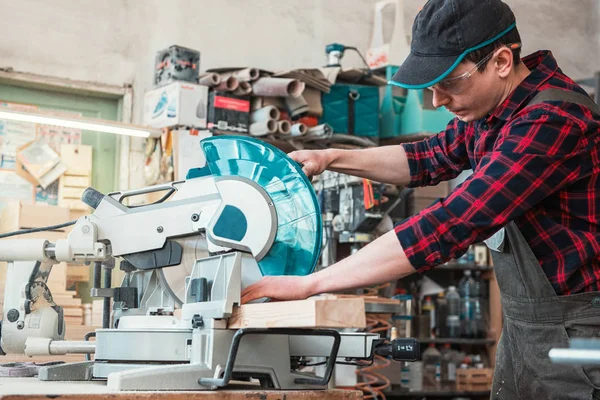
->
[242, 0, 600, 398]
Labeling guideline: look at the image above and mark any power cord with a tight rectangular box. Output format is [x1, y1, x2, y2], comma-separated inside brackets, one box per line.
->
[0, 220, 77, 239]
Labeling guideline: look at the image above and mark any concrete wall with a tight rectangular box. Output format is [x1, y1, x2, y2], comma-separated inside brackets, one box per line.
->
[1, 0, 599, 187]
[2, 0, 598, 120]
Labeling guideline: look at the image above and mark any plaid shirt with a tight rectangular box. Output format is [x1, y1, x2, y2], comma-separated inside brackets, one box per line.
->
[395, 51, 600, 295]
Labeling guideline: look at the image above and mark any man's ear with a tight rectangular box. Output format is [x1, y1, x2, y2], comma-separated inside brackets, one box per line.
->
[495, 47, 514, 78]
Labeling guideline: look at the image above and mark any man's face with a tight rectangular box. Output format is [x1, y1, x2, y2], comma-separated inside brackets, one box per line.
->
[430, 50, 511, 122]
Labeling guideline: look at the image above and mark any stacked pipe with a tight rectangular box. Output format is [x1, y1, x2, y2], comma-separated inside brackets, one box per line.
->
[197, 67, 318, 140]
[245, 78, 309, 138]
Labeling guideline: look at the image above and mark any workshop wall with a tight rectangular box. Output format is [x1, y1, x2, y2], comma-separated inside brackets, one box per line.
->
[1, 0, 599, 188]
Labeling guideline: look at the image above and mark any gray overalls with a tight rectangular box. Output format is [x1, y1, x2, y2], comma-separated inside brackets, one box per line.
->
[489, 89, 600, 399]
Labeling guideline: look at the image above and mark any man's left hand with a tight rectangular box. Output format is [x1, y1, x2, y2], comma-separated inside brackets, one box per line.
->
[241, 275, 315, 304]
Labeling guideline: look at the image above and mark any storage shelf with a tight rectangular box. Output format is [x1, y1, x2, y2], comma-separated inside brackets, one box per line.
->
[419, 338, 496, 346]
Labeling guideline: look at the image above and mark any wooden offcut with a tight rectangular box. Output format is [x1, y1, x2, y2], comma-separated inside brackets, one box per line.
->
[227, 297, 366, 329]
[58, 144, 93, 212]
[456, 368, 493, 391]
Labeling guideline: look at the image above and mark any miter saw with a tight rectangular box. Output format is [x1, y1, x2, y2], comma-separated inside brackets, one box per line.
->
[0, 136, 419, 391]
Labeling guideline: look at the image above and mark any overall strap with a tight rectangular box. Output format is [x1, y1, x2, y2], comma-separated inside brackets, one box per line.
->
[527, 88, 600, 115]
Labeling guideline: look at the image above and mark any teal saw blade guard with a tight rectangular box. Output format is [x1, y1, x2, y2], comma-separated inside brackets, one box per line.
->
[196, 135, 322, 277]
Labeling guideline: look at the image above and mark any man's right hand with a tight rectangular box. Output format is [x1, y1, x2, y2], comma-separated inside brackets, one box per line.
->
[289, 149, 331, 178]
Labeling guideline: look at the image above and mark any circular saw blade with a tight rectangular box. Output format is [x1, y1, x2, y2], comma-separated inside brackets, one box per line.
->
[200, 136, 322, 278]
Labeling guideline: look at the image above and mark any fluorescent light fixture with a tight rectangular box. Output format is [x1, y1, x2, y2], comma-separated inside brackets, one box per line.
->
[0, 109, 162, 138]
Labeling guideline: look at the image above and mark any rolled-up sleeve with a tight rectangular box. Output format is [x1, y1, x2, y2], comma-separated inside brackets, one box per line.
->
[401, 117, 470, 188]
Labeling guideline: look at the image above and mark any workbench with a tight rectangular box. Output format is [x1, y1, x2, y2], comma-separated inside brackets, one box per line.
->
[0, 378, 362, 399]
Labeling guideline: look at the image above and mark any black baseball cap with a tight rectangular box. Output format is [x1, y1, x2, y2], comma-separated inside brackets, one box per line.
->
[390, 0, 517, 89]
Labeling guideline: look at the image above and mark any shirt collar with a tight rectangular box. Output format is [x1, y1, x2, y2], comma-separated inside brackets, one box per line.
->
[488, 50, 559, 122]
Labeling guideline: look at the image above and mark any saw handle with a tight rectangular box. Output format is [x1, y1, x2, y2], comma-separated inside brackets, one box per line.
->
[108, 181, 185, 205]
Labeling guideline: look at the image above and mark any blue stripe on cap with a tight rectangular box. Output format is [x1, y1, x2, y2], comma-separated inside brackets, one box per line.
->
[388, 23, 517, 89]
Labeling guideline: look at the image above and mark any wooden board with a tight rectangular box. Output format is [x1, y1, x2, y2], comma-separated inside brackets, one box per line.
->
[321, 294, 401, 304]
[0, 378, 362, 399]
[0, 393, 361, 400]
[227, 297, 366, 329]
[58, 144, 93, 212]
[60, 144, 93, 176]
[67, 264, 90, 283]
[63, 175, 90, 188]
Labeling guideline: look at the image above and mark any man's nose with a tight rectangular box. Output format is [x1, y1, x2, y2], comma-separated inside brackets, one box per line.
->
[432, 89, 451, 109]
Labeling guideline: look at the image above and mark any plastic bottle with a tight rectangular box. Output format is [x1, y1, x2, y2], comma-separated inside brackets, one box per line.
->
[409, 361, 423, 391]
[422, 343, 442, 390]
[473, 271, 487, 338]
[435, 292, 448, 338]
[467, 245, 476, 263]
[441, 343, 457, 385]
[422, 296, 436, 337]
[401, 363, 411, 389]
[445, 286, 461, 338]
[459, 270, 476, 338]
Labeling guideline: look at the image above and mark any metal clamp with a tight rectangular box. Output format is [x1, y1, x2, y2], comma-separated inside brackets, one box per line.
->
[84, 331, 96, 361]
[198, 328, 341, 388]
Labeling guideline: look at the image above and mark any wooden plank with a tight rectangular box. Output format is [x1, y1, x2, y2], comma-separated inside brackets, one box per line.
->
[63, 307, 83, 317]
[59, 198, 91, 211]
[61, 186, 86, 199]
[65, 325, 98, 341]
[0, 379, 361, 399]
[322, 294, 401, 304]
[63, 175, 91, 187]
[15, 203, 71, 229]
[67, 264, 90, 283]
[227, 298, 366, 329]
[60, 144, 93, 176]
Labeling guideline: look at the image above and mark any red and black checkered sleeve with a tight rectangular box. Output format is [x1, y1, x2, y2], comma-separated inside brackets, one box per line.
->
[395, 109, 588, 272]
[401, 118, 471, 187]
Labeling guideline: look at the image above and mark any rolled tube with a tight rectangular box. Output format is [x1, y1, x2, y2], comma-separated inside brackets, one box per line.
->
[198, 73, 221, 87]
[250, 106, 281, 123]
[233, 81, 252, 96]
[250, 119, 277, 137]
[218, 68, 260, 82]
[252, 78, 305, 98]
[290, 123, 308, 137]
[215, 76, 239, 92]
[277, 120, 292, 135]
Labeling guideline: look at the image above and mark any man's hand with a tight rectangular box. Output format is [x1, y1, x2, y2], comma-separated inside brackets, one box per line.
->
[289, 150, 331, 178]
[241, 275, 315, 304]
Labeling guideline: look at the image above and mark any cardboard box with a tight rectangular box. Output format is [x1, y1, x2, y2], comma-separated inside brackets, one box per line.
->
[154, 45, 200, 87]
[0, 202, 72, 298]
[0, 202, 71, 230]
[172, 129, 212, 180]
[207, 92, 250, 135]
[143, 82, 208, 129]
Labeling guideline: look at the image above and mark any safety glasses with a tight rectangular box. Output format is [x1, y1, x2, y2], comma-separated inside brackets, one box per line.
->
[428, 43, 522, 94]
